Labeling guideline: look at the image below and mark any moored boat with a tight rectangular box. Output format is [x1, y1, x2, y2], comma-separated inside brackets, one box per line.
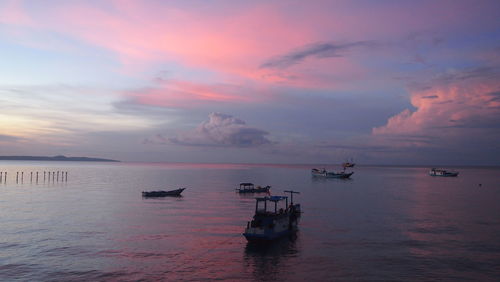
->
[243, 190, 301, 242]
[429, 168, 459, 177]
[311, 168, 353, 178]
[237, 183, 271, 193]
[142, 188, 186, 197]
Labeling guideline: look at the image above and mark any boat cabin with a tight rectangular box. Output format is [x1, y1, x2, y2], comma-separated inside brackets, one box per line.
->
[239, 182, 255, 191]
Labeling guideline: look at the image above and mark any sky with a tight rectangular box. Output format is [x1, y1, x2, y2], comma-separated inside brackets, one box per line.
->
[0, 0, 499, 165]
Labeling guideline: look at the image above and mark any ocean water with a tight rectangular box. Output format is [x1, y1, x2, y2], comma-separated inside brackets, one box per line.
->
[0, 162, 499, 281]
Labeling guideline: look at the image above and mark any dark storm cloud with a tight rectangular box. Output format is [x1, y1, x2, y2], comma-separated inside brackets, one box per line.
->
[260, 41, 375, 69]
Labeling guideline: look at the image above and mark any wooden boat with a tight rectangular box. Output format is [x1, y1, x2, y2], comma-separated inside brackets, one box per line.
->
[429, 168, 459, 177]
[243, 190, 301, 242]
[237, 183, 271, 193]
[311, 168, 353, 178]
[142, 188, 186, 197]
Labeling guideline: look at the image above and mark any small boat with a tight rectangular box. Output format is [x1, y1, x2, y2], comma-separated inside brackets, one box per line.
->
[311, 168, 353, 178]
[237, 183, 271, 193]
[243, 190, 301, 242]
[429, 168, 459, 177]
[142, 188, 186, 197]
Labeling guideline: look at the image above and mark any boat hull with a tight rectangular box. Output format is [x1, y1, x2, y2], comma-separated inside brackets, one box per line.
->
[312, 168, 353, 178]
[142, 188, 185, 197]
[243, 228, 294, 242]
[325, 172, 353, 178]
[237, 185, 271, 193]
[429, 172, 459, 177]
[238, 188, 270, 193]
[429, 169, 459, 177]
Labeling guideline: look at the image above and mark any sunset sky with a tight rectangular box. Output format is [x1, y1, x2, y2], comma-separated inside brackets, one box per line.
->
[1, 0, 499, 165]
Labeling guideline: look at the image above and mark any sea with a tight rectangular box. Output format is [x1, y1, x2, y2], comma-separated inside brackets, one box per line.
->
[0, 161, 499, 281]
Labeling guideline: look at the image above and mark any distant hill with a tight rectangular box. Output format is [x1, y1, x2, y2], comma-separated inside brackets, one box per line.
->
[0, 155, 120, 162]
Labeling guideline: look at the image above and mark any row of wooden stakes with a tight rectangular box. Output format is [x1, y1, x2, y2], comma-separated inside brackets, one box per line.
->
[0, 171, 68, 183]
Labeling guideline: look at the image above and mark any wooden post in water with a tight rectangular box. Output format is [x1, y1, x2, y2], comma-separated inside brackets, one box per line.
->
[21, 172, 24, 183]
[16, 172, 19, 183]
[0, 172, 2, 183]
[36, 172, 39, 183]
[65, 171, 68, 182]
[52, 171, 55, 182]
[44, 171, 46, 182]
[4, 172, 6, 183]
[30, 172, 33, 183]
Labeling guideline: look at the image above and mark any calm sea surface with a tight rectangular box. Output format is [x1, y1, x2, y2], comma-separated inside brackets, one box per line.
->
[0, 162, 499, 281]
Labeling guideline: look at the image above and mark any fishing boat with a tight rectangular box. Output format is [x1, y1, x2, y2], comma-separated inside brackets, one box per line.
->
[142, 188, 186, 197]
[311, 168, 353, 178]
[237, 183, 271, 193]
[243, 190, 301, 242]
[429, 168, 459, 177]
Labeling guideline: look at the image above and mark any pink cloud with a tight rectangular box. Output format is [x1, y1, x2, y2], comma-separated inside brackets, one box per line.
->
[2, 1, 499, 106]
[373, 68, 500, 148]
[125, 79, 270, 109]
[0, 1, 373, 88]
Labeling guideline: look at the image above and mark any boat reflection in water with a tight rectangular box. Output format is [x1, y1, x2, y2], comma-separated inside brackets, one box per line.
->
[244, 234, 299, 281]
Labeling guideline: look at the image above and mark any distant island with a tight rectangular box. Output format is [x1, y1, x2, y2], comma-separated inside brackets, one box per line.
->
[0, 155, 120, 162]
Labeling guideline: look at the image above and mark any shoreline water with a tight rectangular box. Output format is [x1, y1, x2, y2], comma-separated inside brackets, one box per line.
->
[0, 162, 499, 281]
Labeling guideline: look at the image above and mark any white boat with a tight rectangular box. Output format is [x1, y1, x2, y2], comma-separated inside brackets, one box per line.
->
[311, 168, 353, 178]
[429, 168, 459, 177]
[237, 183, 271, 193]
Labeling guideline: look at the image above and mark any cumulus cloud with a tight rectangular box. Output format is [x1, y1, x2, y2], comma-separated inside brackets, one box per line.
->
[260, 41, 375, 69]
[373, 66, 500, 152]
[146, 113, 271, 147]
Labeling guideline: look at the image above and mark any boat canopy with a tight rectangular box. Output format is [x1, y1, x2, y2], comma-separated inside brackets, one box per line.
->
[254, 195, 289, 214]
